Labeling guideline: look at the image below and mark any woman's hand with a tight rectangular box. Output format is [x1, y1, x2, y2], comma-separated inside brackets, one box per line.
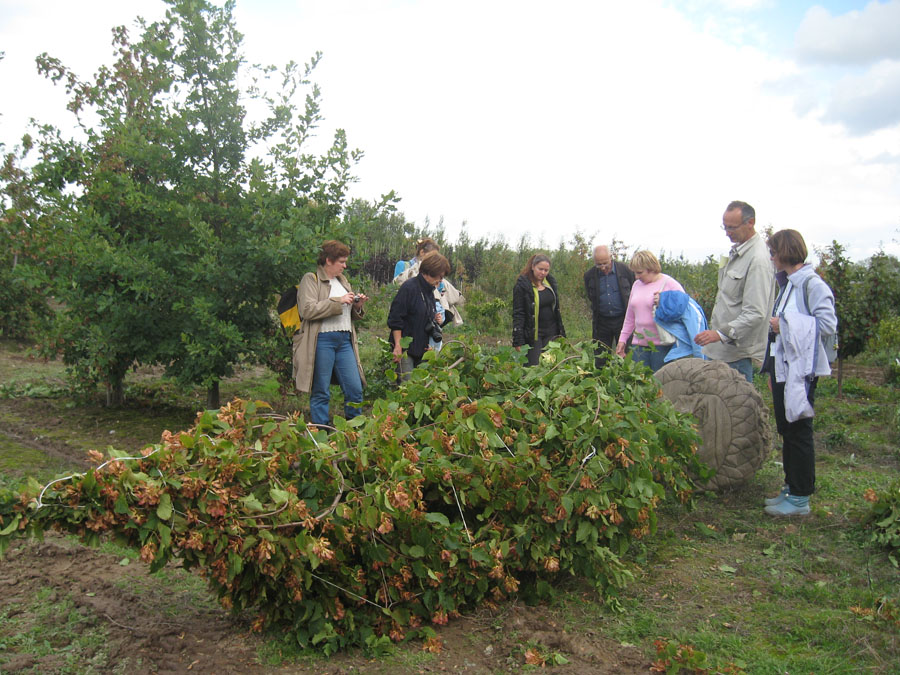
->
[391, 329, 403, 362]
[353, 293, 368, 307]
[340, 292, 356, 305]
[615, 342, 626, 358]
[769, 317, 780, 334]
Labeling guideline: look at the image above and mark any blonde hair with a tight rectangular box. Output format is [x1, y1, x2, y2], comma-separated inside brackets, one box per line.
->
[629, 250, 661, 274]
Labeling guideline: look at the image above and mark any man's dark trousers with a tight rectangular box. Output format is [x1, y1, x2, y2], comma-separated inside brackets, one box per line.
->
[593, 313, 625, 368]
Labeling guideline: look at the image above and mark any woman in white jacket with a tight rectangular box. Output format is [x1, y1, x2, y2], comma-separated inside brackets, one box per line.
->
[763, 229, 837, 517]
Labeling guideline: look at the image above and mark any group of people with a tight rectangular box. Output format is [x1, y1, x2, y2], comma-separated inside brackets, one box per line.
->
[289, 238, 463, 428]
[513, 200, 838, 518]
[290, 200, 838, 519]
[517, 246, 702, 372]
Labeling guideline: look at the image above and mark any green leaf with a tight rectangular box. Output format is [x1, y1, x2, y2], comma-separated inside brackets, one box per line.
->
[114, 493, 129, 514]
[0, 515, 21, 537]
[270, 488, 290, 505]
[156, 493, 173, 520]
[576, 520, 595, 543]
[694, 522, 724, 540]
[424, 512, 450, 526]
[241, 494, 265, 512]
[407, 545, 425, 558]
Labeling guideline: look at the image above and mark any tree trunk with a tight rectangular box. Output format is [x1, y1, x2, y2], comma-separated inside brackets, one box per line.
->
[106, 378, 125, 407]
[837, 355, 844, 399]
[207, 381, 220, 410]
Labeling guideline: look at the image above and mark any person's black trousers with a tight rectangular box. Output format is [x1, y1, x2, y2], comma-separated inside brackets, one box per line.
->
[771, 375, 818, 497]
[592, 313, 625, 368]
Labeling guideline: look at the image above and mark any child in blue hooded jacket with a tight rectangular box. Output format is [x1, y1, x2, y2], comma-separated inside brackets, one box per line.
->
[653, 290, 709, 363]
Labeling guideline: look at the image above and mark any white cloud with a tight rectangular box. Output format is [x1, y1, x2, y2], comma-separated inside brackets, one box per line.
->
[2, 0, 899, 262]
[795, 1, 900, 65]
[824, 61, 900, 134]
[789, 2, 900, 134]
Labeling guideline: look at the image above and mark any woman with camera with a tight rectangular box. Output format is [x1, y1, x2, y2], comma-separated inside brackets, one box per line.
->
[512, 253, 566, 366]
[292, 240, 368, 426]
[387, 251, 453, 378]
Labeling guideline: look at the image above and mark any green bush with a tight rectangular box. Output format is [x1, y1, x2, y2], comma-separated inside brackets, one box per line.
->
[0, 265, 47, 340]
[867, 316, 900, 385]
[0, 338, 706, 653]
[865, 479, 900, 568]
[461, 287, 509, 337]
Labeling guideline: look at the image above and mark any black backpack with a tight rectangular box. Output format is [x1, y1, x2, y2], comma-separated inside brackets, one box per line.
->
[277, 286, 301, 335]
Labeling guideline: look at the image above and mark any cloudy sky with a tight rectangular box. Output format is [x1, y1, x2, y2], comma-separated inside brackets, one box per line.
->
[2, 0, 899, 262]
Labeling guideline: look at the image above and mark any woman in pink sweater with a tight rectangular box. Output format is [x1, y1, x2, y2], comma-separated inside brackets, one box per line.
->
[615, 250, 684, 372]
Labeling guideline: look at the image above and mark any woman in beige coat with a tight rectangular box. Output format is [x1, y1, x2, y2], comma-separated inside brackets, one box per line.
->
[292, 240, 367, 425]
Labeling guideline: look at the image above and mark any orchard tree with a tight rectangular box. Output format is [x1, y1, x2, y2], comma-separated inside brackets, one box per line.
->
[818, 241, 900, 396]
[32, 0, 360, 406]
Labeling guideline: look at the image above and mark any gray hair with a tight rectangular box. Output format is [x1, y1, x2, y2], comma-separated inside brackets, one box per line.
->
[726, 201, 755, 224]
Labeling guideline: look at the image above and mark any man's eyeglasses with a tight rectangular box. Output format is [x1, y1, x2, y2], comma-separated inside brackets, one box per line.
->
[721, 223, 743, 231]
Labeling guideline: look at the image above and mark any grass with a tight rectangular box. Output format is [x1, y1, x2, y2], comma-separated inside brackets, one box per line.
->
[550, 373, 900, 674]
[0, 587, 112, 674]
[1, 337, 899, 672]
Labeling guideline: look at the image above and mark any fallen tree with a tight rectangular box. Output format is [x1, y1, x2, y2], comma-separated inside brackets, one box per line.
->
[0, 338, 707, 653]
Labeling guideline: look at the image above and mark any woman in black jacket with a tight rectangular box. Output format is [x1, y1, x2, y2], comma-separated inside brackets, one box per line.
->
[512, 253, 566, 366]
[387, 251, 453, 378]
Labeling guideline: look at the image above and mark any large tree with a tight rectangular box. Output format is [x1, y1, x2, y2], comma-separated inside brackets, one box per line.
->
[31, 0, 360, 406]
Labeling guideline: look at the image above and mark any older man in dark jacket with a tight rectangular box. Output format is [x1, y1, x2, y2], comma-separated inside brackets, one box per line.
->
[584, 245, 634, 368]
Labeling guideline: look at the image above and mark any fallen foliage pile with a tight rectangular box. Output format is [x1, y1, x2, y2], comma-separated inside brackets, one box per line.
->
[0, 339, 706, 652]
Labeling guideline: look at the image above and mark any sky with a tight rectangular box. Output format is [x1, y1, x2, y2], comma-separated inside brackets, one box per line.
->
[2, 0, 899, 263]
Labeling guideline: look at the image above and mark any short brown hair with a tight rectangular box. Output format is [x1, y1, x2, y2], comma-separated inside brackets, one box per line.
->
[521, 253, 551, 283]
[629, 250, 661, 274]
[318, 240, 351, 266]
[418, 251, 451, 277]
[767, 229, 807, 266]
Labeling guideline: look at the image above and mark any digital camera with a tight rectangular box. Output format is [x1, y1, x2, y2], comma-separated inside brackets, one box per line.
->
[424, 318, 443, 343]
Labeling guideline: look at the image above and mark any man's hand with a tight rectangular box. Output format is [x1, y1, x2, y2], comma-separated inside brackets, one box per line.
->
[694, 329, 722, 346]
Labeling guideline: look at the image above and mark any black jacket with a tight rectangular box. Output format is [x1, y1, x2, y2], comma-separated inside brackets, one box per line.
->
[512, 274, 565, 348]
[583, 262, 634, 319]
[387, 274, 451, 359]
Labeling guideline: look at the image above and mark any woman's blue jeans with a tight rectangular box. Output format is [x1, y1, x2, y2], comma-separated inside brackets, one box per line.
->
[631, 344, 672, 373]
[310, 331, 363, 425]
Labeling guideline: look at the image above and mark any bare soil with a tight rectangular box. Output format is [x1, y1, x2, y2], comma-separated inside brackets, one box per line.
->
[0, 343, 652, 674]
[1, 534, 650, 673]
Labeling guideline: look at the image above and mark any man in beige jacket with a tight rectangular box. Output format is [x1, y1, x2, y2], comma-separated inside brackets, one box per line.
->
[695, 201, 775, 383]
